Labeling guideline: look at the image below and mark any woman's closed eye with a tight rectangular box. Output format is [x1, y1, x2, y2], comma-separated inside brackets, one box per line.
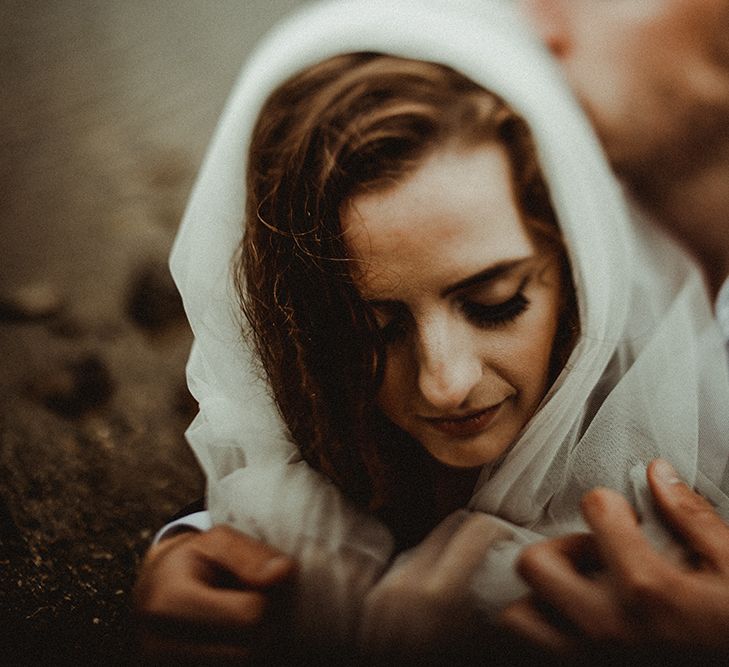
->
[374, 288, 530, 345]
[461, 284, 530, 329]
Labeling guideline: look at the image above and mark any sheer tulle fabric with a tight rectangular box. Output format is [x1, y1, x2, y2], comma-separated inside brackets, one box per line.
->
[170, 0, 729, 641]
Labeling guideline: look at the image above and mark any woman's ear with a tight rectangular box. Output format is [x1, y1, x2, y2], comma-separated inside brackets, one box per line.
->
[518, 0, 573, 59]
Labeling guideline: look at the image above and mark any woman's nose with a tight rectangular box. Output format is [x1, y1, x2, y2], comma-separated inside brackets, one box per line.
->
[416, 323, 482, 410]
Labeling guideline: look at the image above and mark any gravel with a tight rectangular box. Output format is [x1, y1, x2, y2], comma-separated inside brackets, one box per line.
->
[0, 1, 304, 662]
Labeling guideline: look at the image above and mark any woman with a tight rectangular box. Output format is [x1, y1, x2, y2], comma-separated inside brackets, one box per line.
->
[241, 50, 577, 547]
[141, 0, 729, 657]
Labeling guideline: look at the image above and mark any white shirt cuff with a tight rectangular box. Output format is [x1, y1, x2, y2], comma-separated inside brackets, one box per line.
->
[153, 510, 213, 545]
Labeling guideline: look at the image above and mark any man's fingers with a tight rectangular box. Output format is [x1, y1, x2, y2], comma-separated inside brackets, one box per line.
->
[500, 598, 575, 654]
[516, 537, 623, 639]
[648, 459, 729, 568]
[581, 487, 665, 579]
[516, 534, 597, 598]
[526, 532, 599, 572]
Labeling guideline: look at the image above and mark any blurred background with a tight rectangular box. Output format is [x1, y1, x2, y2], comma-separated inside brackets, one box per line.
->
[0, 0, 304, 660]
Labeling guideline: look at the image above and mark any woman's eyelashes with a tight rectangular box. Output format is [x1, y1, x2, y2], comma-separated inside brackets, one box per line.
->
[374, 279, 531, 344]
[462, 275, 531, 329]
[461, 290, 530, 328]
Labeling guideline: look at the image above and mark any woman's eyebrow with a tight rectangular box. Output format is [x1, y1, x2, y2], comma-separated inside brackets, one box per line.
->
[441, 257, 531, 297]
[363, 257, 533, 307]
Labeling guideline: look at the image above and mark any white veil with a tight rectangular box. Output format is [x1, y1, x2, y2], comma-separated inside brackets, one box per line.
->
[170, 0, 729, 642]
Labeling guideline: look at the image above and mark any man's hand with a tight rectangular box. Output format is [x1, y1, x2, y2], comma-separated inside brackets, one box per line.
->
[133, 525, 296, 663]
[501, 459, 729, 658]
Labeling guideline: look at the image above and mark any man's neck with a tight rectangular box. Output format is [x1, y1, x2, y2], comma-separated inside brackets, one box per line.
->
[630, 134, 729, 299]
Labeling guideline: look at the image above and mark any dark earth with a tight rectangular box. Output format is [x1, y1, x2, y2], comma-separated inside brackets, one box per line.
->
[0, 1, 303, 662]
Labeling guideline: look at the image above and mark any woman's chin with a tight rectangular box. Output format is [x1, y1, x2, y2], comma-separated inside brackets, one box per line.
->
[424, 431, 515, 469]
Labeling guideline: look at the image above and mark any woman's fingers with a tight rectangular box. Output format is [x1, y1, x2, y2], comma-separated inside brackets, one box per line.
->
[435, 512, 511, 591]
[647, 459, 729, 570]
[393, 511, 510, 592]
[190, 525, 296, 589]
[147, 582, 270, 633]
[360, 511, 509, 653]
[397, 509, 474, 574]
[134, 526, 297, 660]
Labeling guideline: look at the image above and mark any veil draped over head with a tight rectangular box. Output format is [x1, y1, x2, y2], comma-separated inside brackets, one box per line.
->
[170, 0, 729, 642]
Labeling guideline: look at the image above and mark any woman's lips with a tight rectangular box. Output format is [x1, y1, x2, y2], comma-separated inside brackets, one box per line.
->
[422, 403, 502, 438]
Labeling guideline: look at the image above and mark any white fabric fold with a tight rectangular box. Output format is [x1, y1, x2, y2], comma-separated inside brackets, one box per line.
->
[170, 0, 729, 642]
[716, 275, 729, 341]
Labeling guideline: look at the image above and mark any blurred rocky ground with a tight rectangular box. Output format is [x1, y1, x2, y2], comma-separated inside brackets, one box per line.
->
[0, 1, 302, 662]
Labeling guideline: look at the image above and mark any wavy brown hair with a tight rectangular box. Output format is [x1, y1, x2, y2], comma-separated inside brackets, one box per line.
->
[237, 53, 576, 538]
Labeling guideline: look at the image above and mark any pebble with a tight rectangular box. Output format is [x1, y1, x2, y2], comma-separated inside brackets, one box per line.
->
[47, 315, 86, 339]
[126, 260, 185, 331]
[0, 284, 63, 322]
[32, 354, 115, 417]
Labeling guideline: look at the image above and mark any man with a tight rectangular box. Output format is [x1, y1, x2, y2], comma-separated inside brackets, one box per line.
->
[135, 0, 729, 658]
[519, 0, 729, 296]
[502, 0, 729, 655]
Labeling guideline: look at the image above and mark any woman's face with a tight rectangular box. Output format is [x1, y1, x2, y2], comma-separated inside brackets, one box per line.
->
[342, 144, 565, 468]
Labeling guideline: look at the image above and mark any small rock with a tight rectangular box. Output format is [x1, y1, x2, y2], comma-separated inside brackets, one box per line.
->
[32, 354, 115, 418]
[126, 260, 185, 331]
[0, 284, 63, 322]
[47, 315, 86, 339]
[94, 321, 124, 341]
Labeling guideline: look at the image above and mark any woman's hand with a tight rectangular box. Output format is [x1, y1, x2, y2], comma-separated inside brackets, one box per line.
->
[359, 511, 507, 658]
[133, 525, 296, 663]
[500, 459, 729, 659]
